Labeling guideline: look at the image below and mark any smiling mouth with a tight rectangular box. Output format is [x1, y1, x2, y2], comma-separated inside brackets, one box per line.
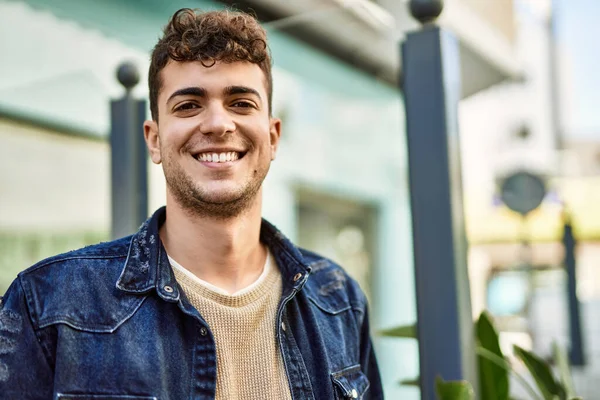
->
[194, 151, 246, 163]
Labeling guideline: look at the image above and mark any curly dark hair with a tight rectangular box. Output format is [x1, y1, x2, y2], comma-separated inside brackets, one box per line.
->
[148, 8, 272, 121]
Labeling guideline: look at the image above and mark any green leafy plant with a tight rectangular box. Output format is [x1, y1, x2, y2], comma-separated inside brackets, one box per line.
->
[380, 311, 582, 399]
[476, 311, 509, 400]
[435, 376, 474, 400]
[553, 342, 577, 398]
[513, 344, 565, 400]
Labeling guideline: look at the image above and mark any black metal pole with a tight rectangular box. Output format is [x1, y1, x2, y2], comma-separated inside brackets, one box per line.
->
[110, 62, 148, 239]
[403, 1, 476, 398]
[563, 211, 585, 366]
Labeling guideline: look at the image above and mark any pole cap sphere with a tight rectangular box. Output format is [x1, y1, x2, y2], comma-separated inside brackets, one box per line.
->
[409, 0, 444, 24]
[116, 61, 140, 90]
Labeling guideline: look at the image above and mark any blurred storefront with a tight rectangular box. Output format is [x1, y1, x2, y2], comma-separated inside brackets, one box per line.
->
[0, 0, 521, 398]
[460, 0, 600, 397]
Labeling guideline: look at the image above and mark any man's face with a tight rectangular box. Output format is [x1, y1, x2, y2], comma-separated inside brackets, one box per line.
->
[144, 61, 281, 218]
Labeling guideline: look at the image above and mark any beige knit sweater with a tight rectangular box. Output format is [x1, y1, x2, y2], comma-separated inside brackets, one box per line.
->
[169, 252, 292, 400]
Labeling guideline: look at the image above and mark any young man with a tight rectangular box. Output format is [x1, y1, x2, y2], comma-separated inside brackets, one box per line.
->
[0, 8, 382, 399]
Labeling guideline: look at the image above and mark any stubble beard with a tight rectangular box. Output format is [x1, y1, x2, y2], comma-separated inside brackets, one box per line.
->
[163, 154, 270, 220]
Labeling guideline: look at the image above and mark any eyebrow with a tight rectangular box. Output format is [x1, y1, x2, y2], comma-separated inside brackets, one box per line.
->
[167, 87, 206, 103]
[166, 85, 262, 104]
[224, 85, 262, 102]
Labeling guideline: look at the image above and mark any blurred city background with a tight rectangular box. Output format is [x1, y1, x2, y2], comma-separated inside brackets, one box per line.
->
[1, 0, 599, 398]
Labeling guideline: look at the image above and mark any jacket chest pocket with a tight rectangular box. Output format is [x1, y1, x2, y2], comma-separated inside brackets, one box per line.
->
[56, 395, 157, 400]
[331, 365, 370, 400]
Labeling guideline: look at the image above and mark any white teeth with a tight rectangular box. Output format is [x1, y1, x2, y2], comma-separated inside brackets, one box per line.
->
[197, 151, 240, 163]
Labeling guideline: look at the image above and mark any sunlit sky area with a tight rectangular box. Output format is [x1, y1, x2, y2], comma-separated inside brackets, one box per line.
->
[558, 0, 600, 137]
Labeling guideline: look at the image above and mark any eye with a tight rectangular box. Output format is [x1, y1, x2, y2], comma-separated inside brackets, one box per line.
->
[174, 102, 199, 112]
[231, 100, 255, 109]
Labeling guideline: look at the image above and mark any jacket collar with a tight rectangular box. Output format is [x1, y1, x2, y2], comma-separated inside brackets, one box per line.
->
[260, 218, 312, 293]
[116, 207, 312, 299]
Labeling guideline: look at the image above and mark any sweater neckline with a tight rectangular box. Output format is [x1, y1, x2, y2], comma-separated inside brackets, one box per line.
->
[169, 250, 280, 307]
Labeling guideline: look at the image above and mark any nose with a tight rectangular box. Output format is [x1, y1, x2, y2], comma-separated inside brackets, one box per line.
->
[199, 104, 235, 136]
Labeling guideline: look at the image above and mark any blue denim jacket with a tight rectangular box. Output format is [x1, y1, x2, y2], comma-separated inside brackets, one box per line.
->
[0, 207, 382, 399]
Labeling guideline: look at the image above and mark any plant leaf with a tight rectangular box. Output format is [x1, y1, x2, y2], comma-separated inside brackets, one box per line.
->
[435, 376, 475, 400]
[552, 341, 576, 398]
[399, 377, 420, 387]
[379, 324, 416, 339]
[513, 345, 562, 400]
[476, 311, 510, 400]
[476, 347, 543, 400]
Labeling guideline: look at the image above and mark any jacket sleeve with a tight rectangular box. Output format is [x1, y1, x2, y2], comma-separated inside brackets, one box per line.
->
[0, 277, 54, 398]
[360, 302, 384, 399]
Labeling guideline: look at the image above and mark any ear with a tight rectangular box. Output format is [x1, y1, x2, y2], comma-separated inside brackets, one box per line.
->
[144, 119, 162, 164]
[269, 118, 282, 161]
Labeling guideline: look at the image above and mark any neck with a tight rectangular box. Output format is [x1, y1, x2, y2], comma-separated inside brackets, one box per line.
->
[160, 190, 267, 294]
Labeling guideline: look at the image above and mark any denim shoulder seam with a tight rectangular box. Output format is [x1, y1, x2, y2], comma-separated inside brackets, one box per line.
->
[36, 295, 147, 333]
[19, 253, 128, 277]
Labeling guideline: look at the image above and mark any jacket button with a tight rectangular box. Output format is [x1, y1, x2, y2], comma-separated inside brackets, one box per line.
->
[200, 327, 208, 336]
[293, 273, 302, 282]
[351, 388, 358, 398]
[164, 285, 174, 293]
[281, 321, 286, 332]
